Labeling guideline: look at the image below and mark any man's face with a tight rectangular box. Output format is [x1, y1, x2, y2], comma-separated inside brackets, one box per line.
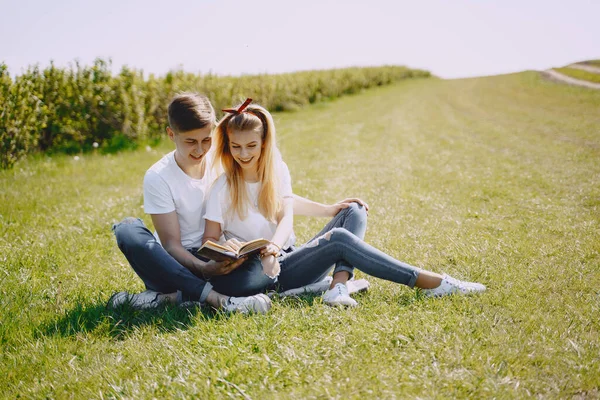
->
[168, 126, 212, 168]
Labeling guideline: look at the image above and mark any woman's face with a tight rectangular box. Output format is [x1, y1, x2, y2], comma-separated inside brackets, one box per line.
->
[228, 129, 263, 173]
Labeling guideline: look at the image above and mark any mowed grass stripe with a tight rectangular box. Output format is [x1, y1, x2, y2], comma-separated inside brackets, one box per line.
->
[1, 72, 599, 398]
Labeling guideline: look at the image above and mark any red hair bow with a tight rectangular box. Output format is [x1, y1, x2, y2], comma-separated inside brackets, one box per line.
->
[222, 98, 252, 114]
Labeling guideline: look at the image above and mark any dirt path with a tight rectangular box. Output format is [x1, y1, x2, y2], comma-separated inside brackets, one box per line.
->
[541, 69, 600, 90]
[568, 63, 600, 74]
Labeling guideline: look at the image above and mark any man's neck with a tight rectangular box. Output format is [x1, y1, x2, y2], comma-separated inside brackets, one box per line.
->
[174, 152, 205, 179]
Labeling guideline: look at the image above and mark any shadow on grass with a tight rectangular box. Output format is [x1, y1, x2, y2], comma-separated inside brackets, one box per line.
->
[38, 288, 415, 340]
[38, 293, 324, 340]
[38, 300, 230, 340]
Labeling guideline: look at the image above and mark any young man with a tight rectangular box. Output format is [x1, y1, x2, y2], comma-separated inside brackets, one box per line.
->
[109, 93, 369, 314]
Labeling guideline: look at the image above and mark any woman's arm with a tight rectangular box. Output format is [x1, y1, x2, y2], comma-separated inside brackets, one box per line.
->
[270, 197, 294, 250]
[260, 197, 293, 278]
[292, 194, 369, 217]
[203, 212, 244, 252]
[203, 219, 223, 245]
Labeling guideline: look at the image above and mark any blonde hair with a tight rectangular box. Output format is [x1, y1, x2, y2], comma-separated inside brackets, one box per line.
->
[213, 103, 281, 222]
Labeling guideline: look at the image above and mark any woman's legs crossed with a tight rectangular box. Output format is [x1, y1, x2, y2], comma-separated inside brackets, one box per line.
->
[306, 202, 368, 285]
[277, 227, 421, 292]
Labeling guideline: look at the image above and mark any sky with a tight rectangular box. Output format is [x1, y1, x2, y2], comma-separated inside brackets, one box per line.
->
[1, 0, 598, 79]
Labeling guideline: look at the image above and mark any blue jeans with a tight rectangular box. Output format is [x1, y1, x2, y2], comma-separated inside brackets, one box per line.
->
[277, 226, 421, 291]
[112, 218, 273, 301]
[304, 202, 368, 279]
[112, 203, 369, 299]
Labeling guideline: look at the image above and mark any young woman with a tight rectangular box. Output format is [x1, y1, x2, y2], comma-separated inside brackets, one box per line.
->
[204, 99, 486, 307]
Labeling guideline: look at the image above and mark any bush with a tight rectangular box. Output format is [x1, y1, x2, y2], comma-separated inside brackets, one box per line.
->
[0, 60, 431, 168]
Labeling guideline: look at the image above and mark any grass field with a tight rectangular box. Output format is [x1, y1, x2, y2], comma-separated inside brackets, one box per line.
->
[1, 71, 599, 398]
[555, 67, 600, 83]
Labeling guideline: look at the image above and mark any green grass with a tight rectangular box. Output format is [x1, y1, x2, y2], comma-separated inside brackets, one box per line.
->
[555, 67, 600, 83]
[581, 59, 600, 66]
[1, 71, 599, 398]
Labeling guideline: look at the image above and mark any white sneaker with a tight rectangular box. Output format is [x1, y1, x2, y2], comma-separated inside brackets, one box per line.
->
[272, 277, 370, 298]
[107, 290, 165, 310]
[223, 294, 272, 314]
[422, 274, 486, 297]
[322, 283, 358, 307]
[274, 276, 333, 298]
[347, 278, 370, 294]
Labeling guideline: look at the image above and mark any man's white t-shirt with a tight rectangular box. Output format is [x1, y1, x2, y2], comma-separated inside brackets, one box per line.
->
[203, 160, 295, 249]
[143, 150, 216, 249]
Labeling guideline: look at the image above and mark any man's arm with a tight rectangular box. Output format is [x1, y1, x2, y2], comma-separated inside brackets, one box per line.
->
[151, 212, 243, 279]
[292, 194, 369, 217]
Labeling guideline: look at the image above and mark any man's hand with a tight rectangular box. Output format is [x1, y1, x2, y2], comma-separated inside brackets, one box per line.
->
[193, 257, 247, 279]
[327, 198, 370, 217]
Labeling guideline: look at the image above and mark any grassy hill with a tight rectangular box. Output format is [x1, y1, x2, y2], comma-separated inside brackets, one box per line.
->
[553, 59, 600, 84]
[1, 71, 599, 398]
[581, 59, 600, 66]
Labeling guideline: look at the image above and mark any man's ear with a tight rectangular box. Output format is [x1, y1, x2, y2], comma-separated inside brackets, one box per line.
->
[167, 127, 175, 142]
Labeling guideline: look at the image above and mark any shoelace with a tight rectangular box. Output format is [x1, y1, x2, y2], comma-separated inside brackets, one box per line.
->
[446, 277, 468, 292]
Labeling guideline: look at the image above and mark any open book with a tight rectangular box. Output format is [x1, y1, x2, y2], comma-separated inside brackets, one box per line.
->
[196, 238, 270, 262]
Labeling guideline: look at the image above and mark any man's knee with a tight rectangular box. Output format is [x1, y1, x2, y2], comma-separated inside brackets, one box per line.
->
[113, 217, 148, 249]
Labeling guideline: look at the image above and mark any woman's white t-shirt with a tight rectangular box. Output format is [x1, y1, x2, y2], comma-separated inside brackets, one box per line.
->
[203, 160, 295, 249]
[143, 150, 216, 249]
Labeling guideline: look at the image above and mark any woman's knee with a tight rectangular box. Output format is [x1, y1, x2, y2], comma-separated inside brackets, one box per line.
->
[344, 202, 368, 221]
[316, 227, 355, 246]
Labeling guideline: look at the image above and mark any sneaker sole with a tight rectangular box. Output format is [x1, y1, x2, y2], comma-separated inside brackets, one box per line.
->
[273, 278, 370, 298]
[347, 279, 370, 294]
[324, 298, 358, 308]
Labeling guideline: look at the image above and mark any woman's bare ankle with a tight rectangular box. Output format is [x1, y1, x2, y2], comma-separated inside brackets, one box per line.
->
[414, 271, 444, 289]
[330, 271, 351, 289]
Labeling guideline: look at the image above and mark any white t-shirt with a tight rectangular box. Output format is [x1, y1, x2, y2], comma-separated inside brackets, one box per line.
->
[203, 160, 295, 249]
[143, 150, 216, 249]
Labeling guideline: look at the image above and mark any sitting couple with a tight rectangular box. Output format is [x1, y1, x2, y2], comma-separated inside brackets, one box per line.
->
[109, 93, 485, 314]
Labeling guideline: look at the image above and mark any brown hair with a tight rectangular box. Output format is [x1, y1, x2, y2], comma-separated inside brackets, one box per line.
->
[167, 93, 216, 133]
[213, 103, 281, 222]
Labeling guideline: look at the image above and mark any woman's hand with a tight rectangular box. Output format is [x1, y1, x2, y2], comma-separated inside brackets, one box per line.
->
[260, 255, 281, 279]
[260, 242, 281, 257]
[327, 198, 370, 217]
[223, 238, 243, 252]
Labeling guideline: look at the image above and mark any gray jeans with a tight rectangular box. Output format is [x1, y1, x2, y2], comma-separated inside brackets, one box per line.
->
[112, 218, 273, 301]
[111, 202, 369, 300]
[277, 222, 420, 291]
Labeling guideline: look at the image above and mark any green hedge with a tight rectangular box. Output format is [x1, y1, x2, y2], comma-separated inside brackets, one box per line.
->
[0, 58, 430, 168]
